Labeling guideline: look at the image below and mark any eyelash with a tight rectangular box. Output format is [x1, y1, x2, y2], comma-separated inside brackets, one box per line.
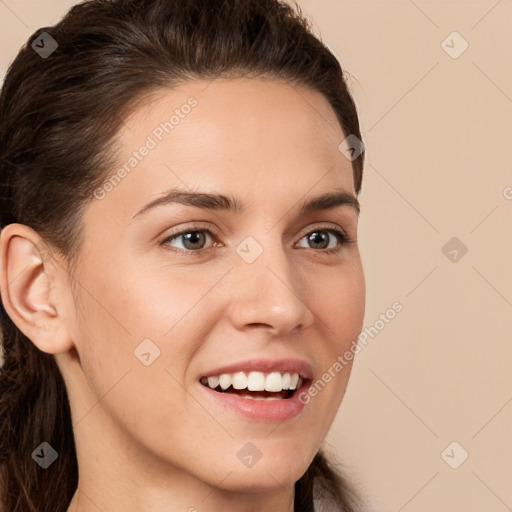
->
[159, 223, 353, 256]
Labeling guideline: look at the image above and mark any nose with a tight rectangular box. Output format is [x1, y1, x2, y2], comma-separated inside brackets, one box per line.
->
[226, 242, 316, 336]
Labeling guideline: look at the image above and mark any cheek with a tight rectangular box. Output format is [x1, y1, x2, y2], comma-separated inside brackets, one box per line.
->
[330, 268, 365, 378]
[66, 259, 173, 402]
[320, 263, 365, 347]
[71, 255, 226, 404]
[304, 264, 364, 429]
[106, 258, 224, 334]
[68, 263, 205, 447]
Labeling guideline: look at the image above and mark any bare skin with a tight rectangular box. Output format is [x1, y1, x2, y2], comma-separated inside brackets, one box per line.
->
[0, 77, 365, 512]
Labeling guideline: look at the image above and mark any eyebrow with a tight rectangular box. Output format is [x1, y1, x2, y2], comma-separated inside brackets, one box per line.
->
[132, 187, 360, 219]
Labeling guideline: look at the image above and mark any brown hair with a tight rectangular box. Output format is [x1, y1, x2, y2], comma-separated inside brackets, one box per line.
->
[0, 0, 365, 510]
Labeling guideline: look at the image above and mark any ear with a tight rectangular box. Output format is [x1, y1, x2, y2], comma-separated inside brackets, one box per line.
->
[0, 223, 74, 354]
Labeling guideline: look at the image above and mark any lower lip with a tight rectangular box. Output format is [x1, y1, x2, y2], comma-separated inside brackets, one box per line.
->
[199, 380, 310, 422]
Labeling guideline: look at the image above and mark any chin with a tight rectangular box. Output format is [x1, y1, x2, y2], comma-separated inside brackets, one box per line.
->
[222, 465, 305, 493]
[211, 448, 313, 493]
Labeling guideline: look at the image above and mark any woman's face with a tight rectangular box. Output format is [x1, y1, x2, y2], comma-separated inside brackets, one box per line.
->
[58, 77, 365, 495]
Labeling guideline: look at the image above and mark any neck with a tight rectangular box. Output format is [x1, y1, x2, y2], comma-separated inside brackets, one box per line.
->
[67, 407, 295, 512]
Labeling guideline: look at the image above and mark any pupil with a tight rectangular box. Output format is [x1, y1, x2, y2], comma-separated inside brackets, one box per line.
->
[309, 231, 327, 249]
[184, 232, 204, 249]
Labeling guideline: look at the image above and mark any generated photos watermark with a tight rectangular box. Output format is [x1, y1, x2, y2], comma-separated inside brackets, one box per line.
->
[93, 97, 198, 200]
[298, 301, 403, 404]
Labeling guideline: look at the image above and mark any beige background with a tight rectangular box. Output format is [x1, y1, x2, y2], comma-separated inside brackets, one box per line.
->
[1, 1, 511, 511]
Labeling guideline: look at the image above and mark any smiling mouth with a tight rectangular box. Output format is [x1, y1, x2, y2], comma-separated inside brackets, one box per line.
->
[199, 371, 305, 400]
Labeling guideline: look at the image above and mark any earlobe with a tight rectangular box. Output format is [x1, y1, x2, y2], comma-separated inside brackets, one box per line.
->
[0, 223, 73, 354]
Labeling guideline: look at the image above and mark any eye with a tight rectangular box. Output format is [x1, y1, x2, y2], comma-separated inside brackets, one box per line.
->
[161, 227, 216, 252]
[296, 227, 349, 253]
[159, 224, 352, 255]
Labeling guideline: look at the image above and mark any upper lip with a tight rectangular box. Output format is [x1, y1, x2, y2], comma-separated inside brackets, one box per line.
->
[200, 358, 313, 380]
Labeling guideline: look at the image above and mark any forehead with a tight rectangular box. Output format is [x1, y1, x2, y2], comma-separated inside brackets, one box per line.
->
[92, 77, 355, 220]
[120, 77, 348, 162]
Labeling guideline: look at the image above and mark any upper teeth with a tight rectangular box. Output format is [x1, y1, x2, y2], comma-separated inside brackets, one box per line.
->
[201, 371, 301, 392]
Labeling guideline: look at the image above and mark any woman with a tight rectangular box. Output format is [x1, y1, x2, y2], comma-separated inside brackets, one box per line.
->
[0, 0, 366, 510]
